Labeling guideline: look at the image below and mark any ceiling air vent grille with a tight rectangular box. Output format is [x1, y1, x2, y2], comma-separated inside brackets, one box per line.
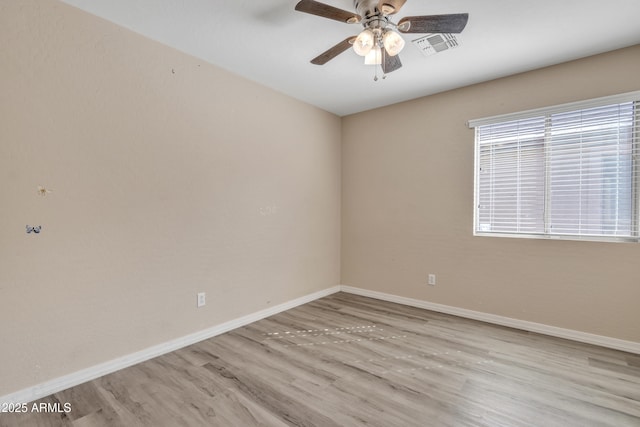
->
[412, 33, 462, 57]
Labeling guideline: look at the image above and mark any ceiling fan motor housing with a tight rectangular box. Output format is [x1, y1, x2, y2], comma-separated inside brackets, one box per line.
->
[354, 0, 392, 35]
[354, 0, 383, 19]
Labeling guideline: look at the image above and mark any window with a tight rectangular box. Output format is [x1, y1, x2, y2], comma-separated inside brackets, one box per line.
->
[469, 91, 640, 242]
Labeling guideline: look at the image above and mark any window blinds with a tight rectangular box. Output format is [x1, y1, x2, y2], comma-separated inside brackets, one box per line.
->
[471, 93, 639, 242]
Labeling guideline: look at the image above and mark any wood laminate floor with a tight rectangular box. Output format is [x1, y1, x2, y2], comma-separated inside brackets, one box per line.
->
[2, 293, 640, 427]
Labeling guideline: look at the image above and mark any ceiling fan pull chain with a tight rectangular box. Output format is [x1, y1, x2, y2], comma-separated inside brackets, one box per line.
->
[373, 65, 387, 81]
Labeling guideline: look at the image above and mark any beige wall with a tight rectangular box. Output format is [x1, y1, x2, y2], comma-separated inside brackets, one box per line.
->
[0, 0, 341, 396]
[342, 45, 640, 343]
[2, 0, 639, 401]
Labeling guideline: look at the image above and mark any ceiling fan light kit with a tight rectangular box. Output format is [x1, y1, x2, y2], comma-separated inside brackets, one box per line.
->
[294, 0, 469, 79]
[353, 29, 375, 56]
[382, 30, 405, 56]
[353, 27, 405, 61]
[364, 45, 383, 65]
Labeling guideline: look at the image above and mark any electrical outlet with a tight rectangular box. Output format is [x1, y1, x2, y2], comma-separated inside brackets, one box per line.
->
[197, 292, 206, 308]
[428, 274, 436, 286]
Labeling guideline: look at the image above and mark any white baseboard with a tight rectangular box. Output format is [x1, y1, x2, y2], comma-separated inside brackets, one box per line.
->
[0, 286, 341, 405]
[4, 284, 638, 405]
[340, 285, 640, 355]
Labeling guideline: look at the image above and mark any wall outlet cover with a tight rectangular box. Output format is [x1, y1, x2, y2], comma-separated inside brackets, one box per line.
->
[197, 292, 206, 307]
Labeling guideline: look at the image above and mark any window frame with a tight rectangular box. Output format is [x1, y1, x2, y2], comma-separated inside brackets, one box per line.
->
[469, 91, 640, 243]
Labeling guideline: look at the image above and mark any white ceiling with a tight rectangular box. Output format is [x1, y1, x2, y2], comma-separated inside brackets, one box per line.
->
[59, 0, 640, 116]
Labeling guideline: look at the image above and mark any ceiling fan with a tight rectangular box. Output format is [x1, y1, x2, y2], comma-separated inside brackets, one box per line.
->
[294, 0, 469, 77]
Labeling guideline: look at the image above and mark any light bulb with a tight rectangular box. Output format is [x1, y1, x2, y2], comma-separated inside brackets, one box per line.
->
[383, 30, 405, 56]
[353, 29, 374, 56]
[364, 45, 382, 65]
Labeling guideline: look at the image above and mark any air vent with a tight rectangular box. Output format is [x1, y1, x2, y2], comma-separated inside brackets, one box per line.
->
[412, 33, 462, 57]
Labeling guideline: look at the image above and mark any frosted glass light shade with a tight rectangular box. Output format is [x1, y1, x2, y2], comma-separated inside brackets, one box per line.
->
[364, 45, 382, 65]
[383, 30, 405, 56]
[353, 29, 375, 56]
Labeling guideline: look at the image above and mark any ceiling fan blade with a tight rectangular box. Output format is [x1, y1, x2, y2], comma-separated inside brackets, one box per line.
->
[295, 0, 361, 23]
[397, 13, 469, 34]
[378, 0, 407, 15]
[382, 51, 402, 74]
[311, 37, 356, 65]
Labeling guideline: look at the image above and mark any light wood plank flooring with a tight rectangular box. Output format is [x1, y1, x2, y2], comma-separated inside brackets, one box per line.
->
[2, 293, 640, 426]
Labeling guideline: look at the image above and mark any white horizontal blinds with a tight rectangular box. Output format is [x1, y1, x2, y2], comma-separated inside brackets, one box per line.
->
[547, 102, 637, 237]
[476, 117, 546, 234]
[474, 97, 640, 241]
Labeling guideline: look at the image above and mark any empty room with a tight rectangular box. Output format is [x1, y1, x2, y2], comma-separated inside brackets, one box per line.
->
[1, 0, 640, 426]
